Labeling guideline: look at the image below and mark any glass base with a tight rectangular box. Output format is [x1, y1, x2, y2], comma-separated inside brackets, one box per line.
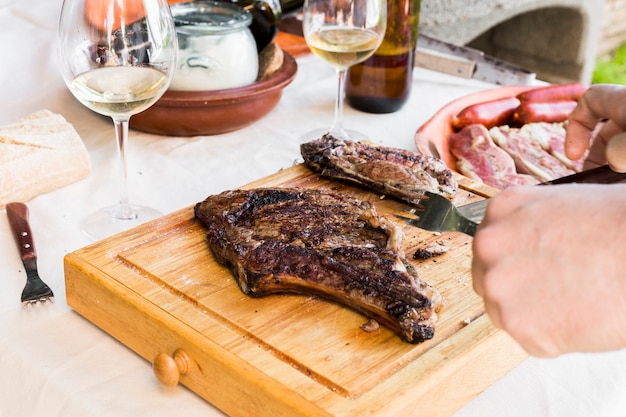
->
[300, 127, 370, 142]
[81, 204, 162, 241]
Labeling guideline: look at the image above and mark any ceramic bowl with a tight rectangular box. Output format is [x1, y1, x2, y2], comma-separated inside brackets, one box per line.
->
[130, 51, 297, 136]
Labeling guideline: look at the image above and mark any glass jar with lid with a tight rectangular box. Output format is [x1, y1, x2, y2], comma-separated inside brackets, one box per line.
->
[169, 1, 259, 91]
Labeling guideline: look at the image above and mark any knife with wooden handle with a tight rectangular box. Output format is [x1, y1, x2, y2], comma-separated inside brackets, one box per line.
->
[415, 34, 537, 86]
[458, 164, 626, 223]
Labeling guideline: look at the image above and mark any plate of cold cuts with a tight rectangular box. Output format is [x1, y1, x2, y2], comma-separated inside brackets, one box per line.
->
[414, 83, 589, 190]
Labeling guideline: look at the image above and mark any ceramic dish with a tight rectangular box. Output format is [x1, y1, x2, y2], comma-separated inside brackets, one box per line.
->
[130, 51, 298, 136]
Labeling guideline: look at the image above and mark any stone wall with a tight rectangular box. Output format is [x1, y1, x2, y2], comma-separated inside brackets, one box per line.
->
[598, 0, 626, 58]
[419, 0, 605, 83]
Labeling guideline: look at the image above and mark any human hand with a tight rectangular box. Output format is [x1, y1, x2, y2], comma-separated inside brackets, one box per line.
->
[471, 183, 626, 357]
[566, 84, 626, 169]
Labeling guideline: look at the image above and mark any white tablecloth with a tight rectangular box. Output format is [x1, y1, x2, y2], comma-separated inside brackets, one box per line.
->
[2, 1, 626, 416]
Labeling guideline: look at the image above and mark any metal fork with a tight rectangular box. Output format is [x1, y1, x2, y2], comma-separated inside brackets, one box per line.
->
[395, 191, 479, 236]
[6, 202, 54, 306]
[394, 164, 626, 236]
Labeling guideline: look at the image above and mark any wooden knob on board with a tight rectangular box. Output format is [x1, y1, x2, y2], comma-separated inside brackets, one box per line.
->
[606, 132, 626, 173]
[152, 348, 192, 387]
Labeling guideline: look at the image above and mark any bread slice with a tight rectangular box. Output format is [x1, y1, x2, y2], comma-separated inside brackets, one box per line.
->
[0, 110, 91, 208]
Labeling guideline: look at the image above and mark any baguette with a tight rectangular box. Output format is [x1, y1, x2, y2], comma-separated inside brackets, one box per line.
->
[0, 110, 90, 209]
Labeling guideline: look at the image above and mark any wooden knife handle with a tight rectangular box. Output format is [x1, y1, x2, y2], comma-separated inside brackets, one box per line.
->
[6, 202, 36, 263]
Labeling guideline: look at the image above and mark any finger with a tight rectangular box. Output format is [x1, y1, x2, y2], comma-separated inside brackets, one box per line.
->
[565, 87, 605, 160]
[583, 119, 622, 169]
[565, 117, 597, 160]
[481, 186, 536, 223]
[471, 221, 510, 298]
[565, 84, 626, 160]
[481, 297, 503, 330]
[606, 132, 626, 172]
[471, 241, 485, 297]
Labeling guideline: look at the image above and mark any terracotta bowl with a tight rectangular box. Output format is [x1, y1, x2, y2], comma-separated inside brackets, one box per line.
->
[414, 85, 534, 171]
[130, 52, 298, 136]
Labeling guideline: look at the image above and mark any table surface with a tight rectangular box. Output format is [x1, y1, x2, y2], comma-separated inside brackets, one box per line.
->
[2, 1, 626, 416]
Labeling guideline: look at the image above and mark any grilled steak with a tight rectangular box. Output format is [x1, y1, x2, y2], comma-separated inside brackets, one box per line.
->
[194, 187, 443, 344]
[300, 134, 458, 203]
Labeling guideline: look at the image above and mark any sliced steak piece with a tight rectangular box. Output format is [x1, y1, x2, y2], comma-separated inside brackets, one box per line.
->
[489, 125, 575, 182]
[448, 124, 539, 190]
[520, 122, 584, 172]
[194, 187, 443, 344]
[300, 134, 458, 203]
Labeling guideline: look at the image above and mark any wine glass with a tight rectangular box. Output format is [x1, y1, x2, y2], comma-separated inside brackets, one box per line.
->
[57, 0, 177, 241]
[302, 0, 386, 141]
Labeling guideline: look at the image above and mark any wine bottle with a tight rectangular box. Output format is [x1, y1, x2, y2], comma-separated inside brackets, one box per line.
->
[218, 0, 282, 51]
[279, 0, 303, 16]
[345, 0, 421, 114]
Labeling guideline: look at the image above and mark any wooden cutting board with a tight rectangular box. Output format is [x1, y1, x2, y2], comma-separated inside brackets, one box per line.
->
[64, 164, 527, 417]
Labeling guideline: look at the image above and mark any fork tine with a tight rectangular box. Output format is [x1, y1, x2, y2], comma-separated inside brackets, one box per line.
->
[7, 202, 55, 306]
[394, 191, 478, 236]
[21, 264, 54, 305]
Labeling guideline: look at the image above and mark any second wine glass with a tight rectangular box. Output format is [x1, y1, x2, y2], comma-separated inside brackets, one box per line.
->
[57, 0, 178, 241]
[302, 0, 386, 141]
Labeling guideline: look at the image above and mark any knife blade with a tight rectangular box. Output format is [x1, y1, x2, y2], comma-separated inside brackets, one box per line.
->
[415, 34, 537, 86]
[457, 164, 626, 223]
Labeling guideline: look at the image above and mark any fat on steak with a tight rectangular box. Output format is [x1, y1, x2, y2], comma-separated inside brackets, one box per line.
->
[300, 134, 458, 203]
[448, 124, 539, 189]
[194, 187, 443, 344]
[489, 125, 575, 182]
[519, 122, 584, 172]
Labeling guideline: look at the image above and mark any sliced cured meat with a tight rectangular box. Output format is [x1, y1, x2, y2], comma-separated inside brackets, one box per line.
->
[194, 187, 443, 344]
[448, 124, 539, 189]
[300, 134, 458, 202]
[489, 125, 575, 182]
[520, 122, 584, 172]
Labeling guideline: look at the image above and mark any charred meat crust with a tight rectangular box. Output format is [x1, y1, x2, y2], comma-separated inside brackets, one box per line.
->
[194, 187, 443, 344]
[300, 134, 458, 202]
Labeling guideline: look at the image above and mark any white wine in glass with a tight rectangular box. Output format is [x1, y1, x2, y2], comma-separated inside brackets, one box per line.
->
[57, 0, 177, 240]
[303, 0, 386, 140]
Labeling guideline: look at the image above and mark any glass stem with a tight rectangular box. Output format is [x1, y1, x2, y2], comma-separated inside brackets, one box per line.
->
[329, 68, 350, 140]
[112, 116, 137, 221]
